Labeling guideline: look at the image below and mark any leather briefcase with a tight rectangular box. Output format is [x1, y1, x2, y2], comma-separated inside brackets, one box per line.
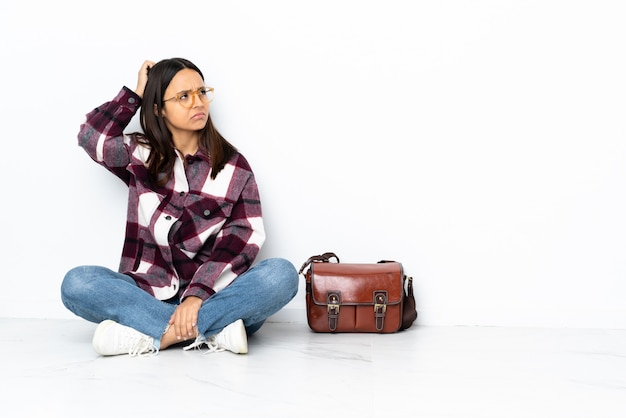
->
[298, 252, 417, 333]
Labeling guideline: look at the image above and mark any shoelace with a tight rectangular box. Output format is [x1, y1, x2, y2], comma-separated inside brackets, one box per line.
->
[183, 335, 224, 354]
[203, 338, 225, 354]
[128, 337, 158, 357]
[183, 334, 206, 351]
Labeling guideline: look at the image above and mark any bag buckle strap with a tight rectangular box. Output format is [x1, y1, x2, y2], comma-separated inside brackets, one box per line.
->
[374, 291, 388, 331]
[326, 292, 341, 332]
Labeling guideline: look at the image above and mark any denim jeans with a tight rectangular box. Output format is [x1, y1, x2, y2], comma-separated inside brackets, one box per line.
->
[61, 258, 299, 349]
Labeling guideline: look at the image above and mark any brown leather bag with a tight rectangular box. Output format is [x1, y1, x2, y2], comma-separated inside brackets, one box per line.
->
[298, 252, 418, 333]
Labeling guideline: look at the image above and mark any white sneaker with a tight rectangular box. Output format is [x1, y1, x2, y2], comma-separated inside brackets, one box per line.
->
[183, 319, 248, 354]
[92, 320, 157, 357]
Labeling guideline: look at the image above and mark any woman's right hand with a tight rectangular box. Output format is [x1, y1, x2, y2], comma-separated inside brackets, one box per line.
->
[135, 60, 155, 98]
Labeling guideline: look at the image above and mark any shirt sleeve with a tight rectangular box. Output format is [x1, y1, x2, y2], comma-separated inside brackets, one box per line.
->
[77, 87, 141, 183]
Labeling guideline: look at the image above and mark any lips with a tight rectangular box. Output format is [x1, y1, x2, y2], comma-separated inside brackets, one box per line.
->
[191, 112, 206, 120]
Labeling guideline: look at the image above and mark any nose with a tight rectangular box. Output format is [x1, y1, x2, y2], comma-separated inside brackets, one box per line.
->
[191, 90, 209, 108]
[190, 91, 201, 107]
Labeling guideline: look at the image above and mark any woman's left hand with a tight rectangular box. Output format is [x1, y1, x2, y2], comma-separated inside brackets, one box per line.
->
[169, 296, 203, 340]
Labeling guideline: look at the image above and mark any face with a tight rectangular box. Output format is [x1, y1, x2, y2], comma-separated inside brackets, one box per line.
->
[160, 68, 210, 137]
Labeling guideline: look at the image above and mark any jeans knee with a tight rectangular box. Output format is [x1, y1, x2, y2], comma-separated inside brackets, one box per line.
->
[271, 256, 297, 273]
[265, 257, 299, 295]
[259, 258, 298, 297]
[61, 266, 85, 302]
[61, 265, 101, 302]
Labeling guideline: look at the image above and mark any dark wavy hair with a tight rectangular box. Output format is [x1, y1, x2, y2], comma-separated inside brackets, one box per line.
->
[132, 57, 236, 186]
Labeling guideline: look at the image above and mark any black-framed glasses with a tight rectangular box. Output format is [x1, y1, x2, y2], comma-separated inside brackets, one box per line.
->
[163, 86, 215, 108]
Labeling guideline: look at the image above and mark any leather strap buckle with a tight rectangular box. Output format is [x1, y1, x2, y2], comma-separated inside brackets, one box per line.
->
[374, 291, 388, 331]
[326, 292, 341, 332]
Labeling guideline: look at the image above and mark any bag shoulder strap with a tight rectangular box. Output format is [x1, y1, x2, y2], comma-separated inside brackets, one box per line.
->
[298, 252, 340, 275]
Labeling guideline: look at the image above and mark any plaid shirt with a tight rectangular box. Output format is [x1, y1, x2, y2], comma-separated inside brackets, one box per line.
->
[78, 87, 265, 301]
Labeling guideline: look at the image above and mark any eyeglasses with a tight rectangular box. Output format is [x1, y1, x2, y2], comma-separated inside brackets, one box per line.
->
[163, 86, 215, 108]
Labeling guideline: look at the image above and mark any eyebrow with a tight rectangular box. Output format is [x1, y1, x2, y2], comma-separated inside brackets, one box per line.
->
[174, 86, 205, 95]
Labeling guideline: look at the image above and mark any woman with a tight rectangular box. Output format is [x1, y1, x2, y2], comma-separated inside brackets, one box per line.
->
[61, 58, 298, 356]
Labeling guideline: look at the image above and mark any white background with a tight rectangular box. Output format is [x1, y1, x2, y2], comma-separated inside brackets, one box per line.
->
[1, 0, 625, 328]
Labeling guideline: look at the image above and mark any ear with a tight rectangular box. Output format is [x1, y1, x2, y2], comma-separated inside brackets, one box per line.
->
[153, 103, 159, 116]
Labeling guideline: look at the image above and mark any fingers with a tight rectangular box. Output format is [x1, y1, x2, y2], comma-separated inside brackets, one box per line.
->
[172, 322, 195, 341]
[167, 296, 203, 341]
[169, 305, 199, 341]
[142, 60, 156, 73]
[135, 59, 156, 98]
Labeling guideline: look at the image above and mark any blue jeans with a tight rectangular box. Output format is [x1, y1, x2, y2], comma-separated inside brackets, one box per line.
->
[61, 258, 299, 349]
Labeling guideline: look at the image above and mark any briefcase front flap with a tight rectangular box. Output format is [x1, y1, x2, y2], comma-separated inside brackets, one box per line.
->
[310, 262, 404, 306]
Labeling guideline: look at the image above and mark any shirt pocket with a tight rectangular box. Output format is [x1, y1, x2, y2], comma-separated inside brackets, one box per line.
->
[193, 196, 233, 221]
[185, 197, 235, 241]
[177, 197, 235, 257]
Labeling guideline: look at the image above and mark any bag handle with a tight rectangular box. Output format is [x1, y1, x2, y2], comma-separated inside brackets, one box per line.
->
[298, 252, 340, 275]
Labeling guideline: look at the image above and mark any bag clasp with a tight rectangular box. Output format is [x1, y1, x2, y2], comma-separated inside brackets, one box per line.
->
[326, 292, 341, 332]
[374, 291, 388, 331]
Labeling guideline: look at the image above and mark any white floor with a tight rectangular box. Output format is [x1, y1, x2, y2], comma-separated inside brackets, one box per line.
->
[2, 318, 626, 418]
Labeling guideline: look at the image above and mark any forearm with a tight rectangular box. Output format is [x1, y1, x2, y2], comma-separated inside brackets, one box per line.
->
[77, 87, 141, 165]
